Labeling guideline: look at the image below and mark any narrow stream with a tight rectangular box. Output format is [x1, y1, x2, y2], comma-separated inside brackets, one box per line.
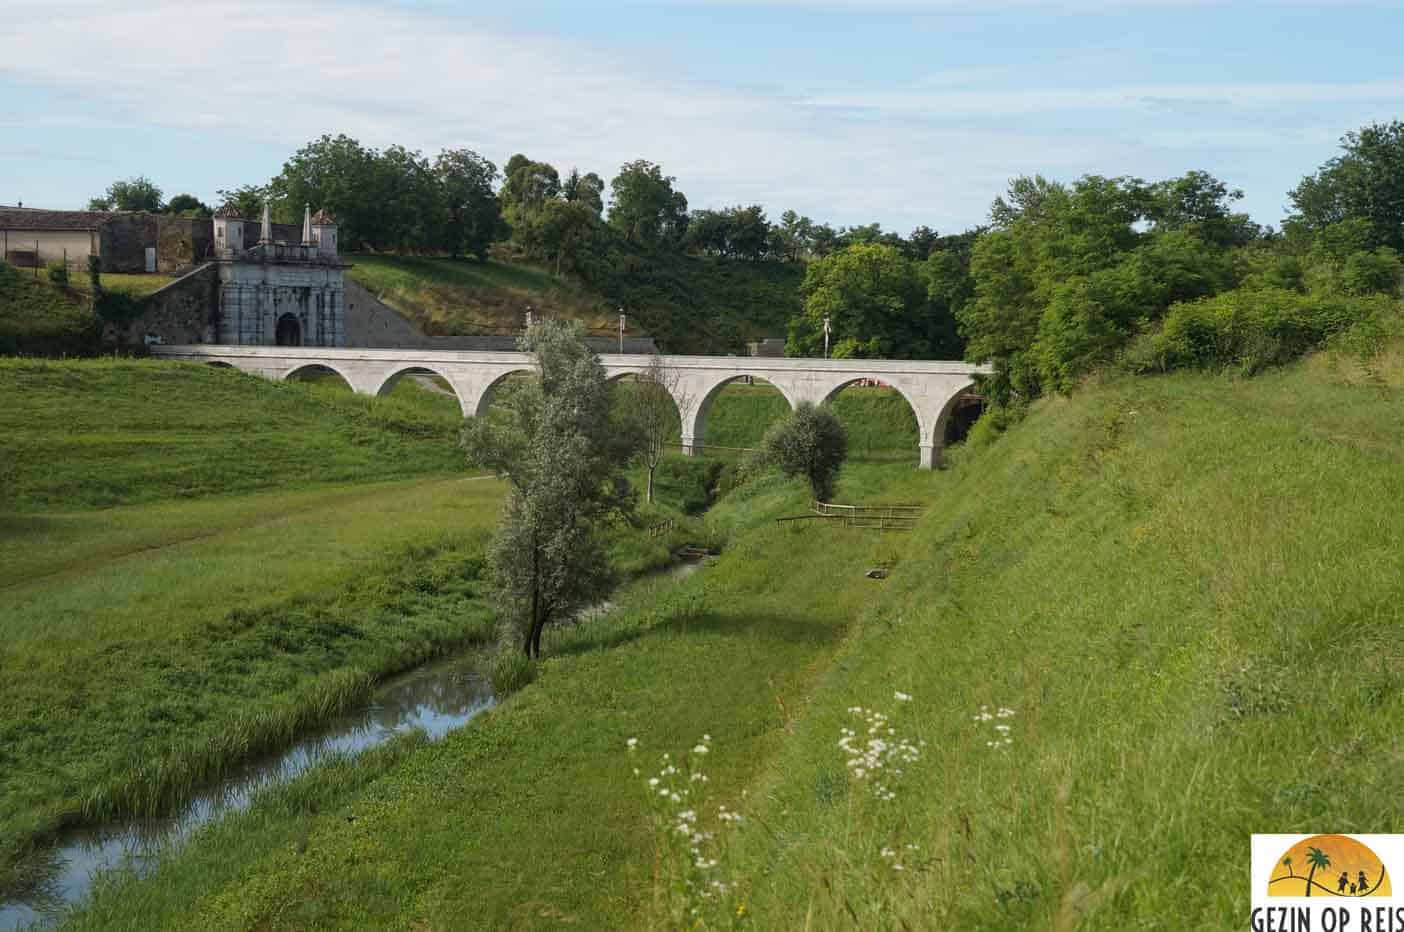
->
[1, 653, 494, 930]
[0, 556, 708, 930]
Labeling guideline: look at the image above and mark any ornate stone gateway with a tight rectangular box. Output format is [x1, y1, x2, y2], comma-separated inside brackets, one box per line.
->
[211, 204, 345, 347]
[149, 345, 991, 468]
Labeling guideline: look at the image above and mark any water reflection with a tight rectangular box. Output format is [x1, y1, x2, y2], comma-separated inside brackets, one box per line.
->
[1, 654, 494, 930]
[2, 553, 711, 929]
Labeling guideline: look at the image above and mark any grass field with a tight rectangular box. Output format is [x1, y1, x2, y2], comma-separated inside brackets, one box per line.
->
[0, 359, 466, 510]
[68, 272, 175, 298]
[55, 465, 921, 930]
[0, 476, 503, 885]
[0, 358, 492, 880]
[0, 358, 712, 888]
[48, 341, 1404, 929]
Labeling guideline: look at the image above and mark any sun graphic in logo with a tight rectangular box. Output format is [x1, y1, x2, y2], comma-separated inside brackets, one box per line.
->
[1269, 835, 1391, 897]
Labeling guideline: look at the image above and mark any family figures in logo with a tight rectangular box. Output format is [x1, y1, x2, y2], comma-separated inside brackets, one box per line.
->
[1338, 870, 1372, 895]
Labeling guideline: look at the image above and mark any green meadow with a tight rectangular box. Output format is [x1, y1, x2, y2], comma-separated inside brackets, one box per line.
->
[7, 344, 1397, 929]
[0, 359, 713, 887]
[21, 342, 1399, 929]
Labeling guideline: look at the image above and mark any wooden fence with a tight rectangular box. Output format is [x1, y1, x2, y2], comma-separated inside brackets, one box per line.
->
[775, 501, 924, 531]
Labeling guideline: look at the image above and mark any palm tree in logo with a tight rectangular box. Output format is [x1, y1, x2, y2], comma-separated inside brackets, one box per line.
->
[1281, 856, 1295, 879]
[1304, 846, 1332, 896]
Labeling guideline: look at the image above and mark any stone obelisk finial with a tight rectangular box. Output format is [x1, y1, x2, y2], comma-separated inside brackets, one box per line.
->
[301, 203, 313, 246]
[259, 202, 272, 245]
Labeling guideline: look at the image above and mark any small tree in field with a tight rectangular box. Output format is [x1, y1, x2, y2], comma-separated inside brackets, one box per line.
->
[462, 321, 637, 657]
[619, 353, 689, 504]
[761, 402, 848, 501]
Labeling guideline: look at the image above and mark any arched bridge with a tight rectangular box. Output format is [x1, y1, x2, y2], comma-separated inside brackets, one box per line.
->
[150, 345, 991, 468]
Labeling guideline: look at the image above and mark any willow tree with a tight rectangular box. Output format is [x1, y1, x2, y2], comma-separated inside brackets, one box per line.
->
[462, 321, 637, 657]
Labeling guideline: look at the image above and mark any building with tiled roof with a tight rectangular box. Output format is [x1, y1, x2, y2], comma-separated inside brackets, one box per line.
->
[0, 207, 109, 269]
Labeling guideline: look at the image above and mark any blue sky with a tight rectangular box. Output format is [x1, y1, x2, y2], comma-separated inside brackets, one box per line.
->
[2, 0, 1402, 233]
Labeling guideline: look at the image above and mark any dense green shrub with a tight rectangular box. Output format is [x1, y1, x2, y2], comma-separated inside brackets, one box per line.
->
[759, 402, 848, 501]
[653, 455, 723, 514]
[961, 403, 1019, 453]
[45, 260, 69, 287]
[1127, 288, 1394, 375]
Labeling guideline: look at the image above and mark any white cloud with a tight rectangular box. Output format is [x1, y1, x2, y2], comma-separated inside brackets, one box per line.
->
[807, 79, 1404, 117]
[0, 0, 1384, 229]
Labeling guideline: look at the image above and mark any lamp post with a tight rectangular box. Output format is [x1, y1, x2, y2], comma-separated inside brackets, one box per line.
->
[822, 315, 831, 359]
[524, 306, 533, 331]
[618, 308, 626, 354]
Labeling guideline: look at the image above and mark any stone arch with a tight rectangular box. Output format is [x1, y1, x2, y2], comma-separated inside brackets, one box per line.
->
[819, 376, 923, 464]
[373, 365, 469, 415]
[685, 373, 797, 456]
[607, 368, 685, 439]
[282, 362, 357, 392]
[473, 367, 536, 418]
[925, 380, 980, 468]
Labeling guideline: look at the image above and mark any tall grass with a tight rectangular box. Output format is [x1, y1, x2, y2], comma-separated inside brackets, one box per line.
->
[0, 477, 505, 875]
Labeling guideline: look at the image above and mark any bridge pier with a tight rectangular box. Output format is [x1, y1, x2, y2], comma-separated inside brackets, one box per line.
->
[680, 434, 703, 457]
[919, 442, 940, 470]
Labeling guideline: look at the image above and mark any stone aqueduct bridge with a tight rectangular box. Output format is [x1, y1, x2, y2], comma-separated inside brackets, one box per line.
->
[151, 345, 992, 468]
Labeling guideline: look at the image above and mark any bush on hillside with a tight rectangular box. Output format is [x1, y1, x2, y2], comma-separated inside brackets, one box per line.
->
[1125, 288, 1395, 376]
[653, 456, 723, 515]
[758, 402, 848, 501]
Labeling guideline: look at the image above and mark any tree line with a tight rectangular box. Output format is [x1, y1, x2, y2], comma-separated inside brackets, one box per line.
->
[85, 120, 1404, 381]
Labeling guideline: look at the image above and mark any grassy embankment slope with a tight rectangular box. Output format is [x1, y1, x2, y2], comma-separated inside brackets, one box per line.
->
[0, 261, 100, 356]
[347, 253, 804, 354]
[0, 359, 499, 881]
[0, 260, 179, 356]
[58, 343, 1404, 930]
[0, 357, 735, 886]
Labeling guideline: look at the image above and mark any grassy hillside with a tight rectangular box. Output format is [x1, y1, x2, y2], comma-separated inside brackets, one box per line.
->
[0, 360, 706, 892]
[348, 255, 618, 337]
[0, 359, 466, 510]
[0, 261, 101, 356]
[731, 348, 1404, 928]
[346, 253, 804, 354]
[56, 342, 1404, 929]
